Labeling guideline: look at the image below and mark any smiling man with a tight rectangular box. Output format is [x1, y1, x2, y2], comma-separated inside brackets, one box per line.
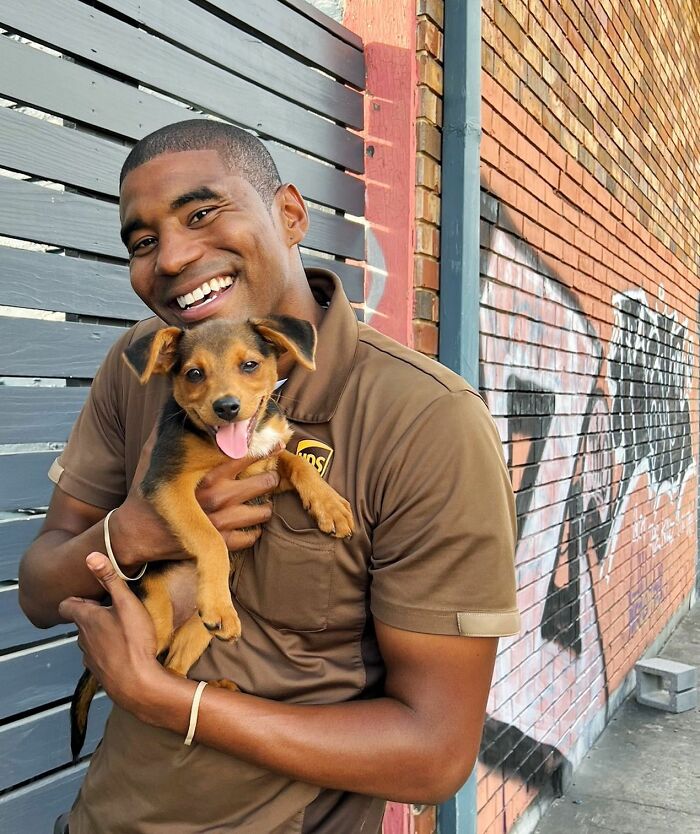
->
[19, 120, 519, 834]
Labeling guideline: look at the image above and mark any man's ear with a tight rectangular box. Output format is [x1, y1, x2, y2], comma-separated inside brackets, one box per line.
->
[275, 183, 308, 247]
[251, 316, 316, 370]
[122, 327, 183, 384]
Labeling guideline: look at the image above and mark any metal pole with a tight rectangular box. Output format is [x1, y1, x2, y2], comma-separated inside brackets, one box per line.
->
[438, 0, 481, 832]
[438, 0, 482, 389]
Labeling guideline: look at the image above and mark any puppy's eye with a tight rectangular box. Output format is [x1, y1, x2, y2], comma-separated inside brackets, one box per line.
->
[241, 361, 259, 373]
[186, 368, 205, 383]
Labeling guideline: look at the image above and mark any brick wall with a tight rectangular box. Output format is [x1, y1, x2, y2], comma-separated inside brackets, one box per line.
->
[477, 2, 699, 832]
[413, 0, 444, 357]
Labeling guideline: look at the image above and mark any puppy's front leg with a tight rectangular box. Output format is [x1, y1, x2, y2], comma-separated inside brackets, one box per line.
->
[277, 450, 353, 538]
[150, 475, 241, 641]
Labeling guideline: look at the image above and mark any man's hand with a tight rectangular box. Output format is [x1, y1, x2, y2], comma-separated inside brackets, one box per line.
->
[58, 552, 168, 718]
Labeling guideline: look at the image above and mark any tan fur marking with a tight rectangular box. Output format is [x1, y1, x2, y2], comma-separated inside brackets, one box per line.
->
[150, 434, 240, 640]
[140, 573, 175, 655]
[165, 613, 215, 676]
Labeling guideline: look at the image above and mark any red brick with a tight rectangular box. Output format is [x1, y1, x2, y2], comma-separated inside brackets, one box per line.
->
[414, 255, 440, 290]
[413, 320, 438, 355]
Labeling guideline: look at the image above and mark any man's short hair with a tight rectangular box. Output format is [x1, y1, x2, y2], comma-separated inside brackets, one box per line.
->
[120, 120, 283, 205]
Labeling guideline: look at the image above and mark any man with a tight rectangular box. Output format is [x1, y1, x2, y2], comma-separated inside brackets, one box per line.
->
[19, 120, 519, 833]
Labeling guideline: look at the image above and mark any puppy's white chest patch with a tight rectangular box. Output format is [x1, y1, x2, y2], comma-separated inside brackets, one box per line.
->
[249, 423, 288, 458]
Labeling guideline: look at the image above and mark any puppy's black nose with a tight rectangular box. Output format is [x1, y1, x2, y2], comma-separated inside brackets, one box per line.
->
[213, 396, 240, 421]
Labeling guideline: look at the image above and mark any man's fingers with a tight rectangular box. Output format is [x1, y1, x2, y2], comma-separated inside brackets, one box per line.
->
[198, 443, 285, 490]
[84, 552, 130, 600]
[210, 500, 273, 531]
[224, 528, 262, 551]
[197, 471, 279, 511]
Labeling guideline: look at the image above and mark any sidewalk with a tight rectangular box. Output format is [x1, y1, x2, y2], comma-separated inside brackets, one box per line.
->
[533, 600, 700, 834]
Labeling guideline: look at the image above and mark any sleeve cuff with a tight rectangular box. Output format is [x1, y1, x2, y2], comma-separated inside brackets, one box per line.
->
[371, 596, 520, 637]
[48, 456, 123, 510]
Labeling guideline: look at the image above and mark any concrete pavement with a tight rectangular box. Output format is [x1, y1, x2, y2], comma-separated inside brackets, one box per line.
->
[533, 600, 700, 834]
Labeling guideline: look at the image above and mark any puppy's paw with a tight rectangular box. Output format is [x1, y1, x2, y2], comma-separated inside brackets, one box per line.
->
[312, 492, 354, 539]
[198, 597, 242, 641]
[208, 678, 240, 692]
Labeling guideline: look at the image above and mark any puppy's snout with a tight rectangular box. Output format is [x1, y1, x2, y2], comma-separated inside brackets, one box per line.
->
[213, 396, 241, 422]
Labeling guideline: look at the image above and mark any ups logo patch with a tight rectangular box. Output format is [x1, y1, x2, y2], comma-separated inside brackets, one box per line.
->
[296, 439, 334, 479]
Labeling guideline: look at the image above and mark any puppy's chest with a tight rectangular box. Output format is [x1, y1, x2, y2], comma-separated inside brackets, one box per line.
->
[247, 412, 293, 460]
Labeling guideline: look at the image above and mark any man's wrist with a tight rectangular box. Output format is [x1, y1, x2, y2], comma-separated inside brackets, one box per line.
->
[108, 504, 147, 572]
[133, 667, 197, 734]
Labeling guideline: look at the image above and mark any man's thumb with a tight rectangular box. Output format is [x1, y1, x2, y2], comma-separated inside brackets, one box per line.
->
[86, 552, 127, 596]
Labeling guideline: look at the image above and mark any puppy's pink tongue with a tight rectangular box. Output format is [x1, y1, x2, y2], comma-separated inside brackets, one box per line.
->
[215, 418, 251, 459]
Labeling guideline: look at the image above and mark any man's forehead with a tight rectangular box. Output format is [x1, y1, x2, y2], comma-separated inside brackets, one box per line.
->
[119, 151, 248, 215]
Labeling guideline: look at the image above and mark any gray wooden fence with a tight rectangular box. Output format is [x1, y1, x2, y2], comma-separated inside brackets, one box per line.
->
[0, 2, 365, 829]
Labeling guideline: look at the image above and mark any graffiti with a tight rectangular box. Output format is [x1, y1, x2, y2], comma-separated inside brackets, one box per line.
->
[608, 289, 693, 493]
[478, 209, 696, 815]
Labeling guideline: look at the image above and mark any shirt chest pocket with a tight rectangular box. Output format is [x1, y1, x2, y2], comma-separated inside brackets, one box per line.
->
[233, 497, 336, 633]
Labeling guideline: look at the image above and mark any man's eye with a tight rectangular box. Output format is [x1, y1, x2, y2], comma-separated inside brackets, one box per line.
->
[241, 361, 259, 373]
[190, 207, 214, 224]
[130, 236, 157, 255]
[186, 368, 205, 382]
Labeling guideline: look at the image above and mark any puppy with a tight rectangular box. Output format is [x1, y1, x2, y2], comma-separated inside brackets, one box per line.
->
[70, 315, 353, 759]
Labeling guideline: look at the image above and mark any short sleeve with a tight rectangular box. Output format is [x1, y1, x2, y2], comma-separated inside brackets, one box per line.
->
[370, 390, 519, 637]
[49, 336, 130, 509]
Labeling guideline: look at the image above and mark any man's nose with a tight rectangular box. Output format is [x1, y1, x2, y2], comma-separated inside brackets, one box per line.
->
[213, 397, 241, 422]
[155, 226, 202, 276]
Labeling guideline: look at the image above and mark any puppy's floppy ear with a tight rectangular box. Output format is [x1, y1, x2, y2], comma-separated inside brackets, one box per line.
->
[251, 316, 316, 370]
[122, 327, 183, 384]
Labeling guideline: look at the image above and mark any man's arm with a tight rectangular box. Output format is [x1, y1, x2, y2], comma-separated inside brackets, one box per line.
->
[60, 555, 497, 804]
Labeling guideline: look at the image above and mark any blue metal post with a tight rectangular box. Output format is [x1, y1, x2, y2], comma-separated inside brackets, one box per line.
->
[438, 0, 482, 388]
[437, 0, 482, 832]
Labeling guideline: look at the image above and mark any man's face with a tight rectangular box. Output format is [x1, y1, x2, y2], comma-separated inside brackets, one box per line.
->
[119, 149, 306, 326]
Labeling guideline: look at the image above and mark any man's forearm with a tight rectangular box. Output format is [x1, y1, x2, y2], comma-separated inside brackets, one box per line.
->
[19, 524, 110, 627]
[137, 674, 466, 804]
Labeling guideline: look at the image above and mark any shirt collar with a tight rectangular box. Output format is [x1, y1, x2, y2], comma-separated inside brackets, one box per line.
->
[276, 268, 359, 424]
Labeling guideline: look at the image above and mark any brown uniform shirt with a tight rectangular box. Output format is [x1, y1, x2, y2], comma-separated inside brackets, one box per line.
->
[50, 269, 519, 833]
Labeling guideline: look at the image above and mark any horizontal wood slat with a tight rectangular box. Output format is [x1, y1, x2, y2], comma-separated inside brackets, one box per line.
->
[0, 638, 83, 720]
[0, 317, 126, 379]
[0, 585, 75, 652]
[0, 105, 364, 214]
[0, 176, 123, 259]
[0, 386, 88, 446]
[2, 6, 363, 172]
[0, 761, 88, 833]
[0, 245, 144, 319]
[0, 176, 363, 261]
[205, 0, 365, 88]
[94, 0, 363, 128]
[279, 0, 364, 49]
[0, 36, 197, 145]
[0, 694, 109, 791]
[0, 517, 44, 581]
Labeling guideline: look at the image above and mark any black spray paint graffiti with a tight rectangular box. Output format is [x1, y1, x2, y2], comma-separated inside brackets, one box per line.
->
[478, 203, 695, 795]
[608, 289, 693, 494]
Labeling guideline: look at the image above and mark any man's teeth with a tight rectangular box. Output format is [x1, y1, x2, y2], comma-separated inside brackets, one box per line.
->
[176, 276, 234, 309]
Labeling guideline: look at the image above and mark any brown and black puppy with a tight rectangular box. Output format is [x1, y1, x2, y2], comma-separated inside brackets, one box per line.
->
[71, 315, 353, 759]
